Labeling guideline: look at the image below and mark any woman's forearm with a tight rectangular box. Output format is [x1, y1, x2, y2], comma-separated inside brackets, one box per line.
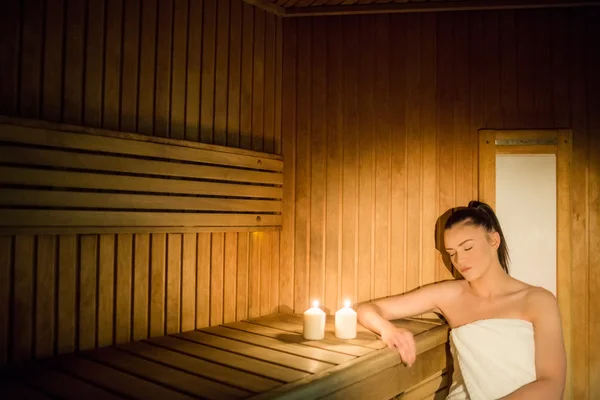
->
[357, 304, 396, 335]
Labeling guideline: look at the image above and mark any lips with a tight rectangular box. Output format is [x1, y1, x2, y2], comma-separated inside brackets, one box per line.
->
[460, 267, 472, 274]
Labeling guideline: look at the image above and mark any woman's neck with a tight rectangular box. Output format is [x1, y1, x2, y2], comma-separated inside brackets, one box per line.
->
[468, 263, 513, 298]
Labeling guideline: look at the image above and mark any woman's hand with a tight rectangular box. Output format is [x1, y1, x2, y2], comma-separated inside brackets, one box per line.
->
[381, 327, 416, 367]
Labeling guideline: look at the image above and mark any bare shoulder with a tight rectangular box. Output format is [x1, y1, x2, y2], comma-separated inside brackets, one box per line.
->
[423, 279, 465, 296]
[523, 286, 561, 321]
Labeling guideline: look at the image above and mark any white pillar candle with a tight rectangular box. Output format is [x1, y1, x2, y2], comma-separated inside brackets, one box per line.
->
[303, 300, 326, 340]
[335, 299, 357, 339]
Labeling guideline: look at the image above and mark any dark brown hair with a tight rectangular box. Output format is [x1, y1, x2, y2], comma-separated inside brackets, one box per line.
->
[444, 200, 510, 274]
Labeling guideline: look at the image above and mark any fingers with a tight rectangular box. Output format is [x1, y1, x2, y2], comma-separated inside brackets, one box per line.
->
[385, 331, 416, 367]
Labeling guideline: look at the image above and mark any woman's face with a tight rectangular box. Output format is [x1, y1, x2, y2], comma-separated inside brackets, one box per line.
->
[444, 221, 500, 281]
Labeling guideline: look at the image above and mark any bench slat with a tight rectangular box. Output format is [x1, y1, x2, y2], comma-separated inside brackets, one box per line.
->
[0, 210, 280, 228]
[0, 166, 283, 198]
[117, 340, 281, 393]
[0, 123, 283, 172]
[0, 189, 282, 212]
[0, 145, 282, 185]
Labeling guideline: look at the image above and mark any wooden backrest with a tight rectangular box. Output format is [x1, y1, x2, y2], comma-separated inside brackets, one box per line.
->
[0, 117, 283, 233]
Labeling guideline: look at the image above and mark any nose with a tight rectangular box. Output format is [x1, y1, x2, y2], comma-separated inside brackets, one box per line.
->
[456, 251, 467, 265]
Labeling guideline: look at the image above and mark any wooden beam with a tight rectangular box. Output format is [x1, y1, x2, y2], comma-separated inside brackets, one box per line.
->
[284, 0, 600, 17]
[242, 0, 285, 17]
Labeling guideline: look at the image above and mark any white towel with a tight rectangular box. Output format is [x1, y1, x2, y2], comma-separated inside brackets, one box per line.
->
[445, 319, 537, 400]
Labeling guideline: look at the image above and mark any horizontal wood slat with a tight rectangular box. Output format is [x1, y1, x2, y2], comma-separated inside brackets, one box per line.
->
[0, 121, 283, 171]
[0, 119, 283, 233]
[0, 211, 281, 229]
[0, 166, 282, 199]
[0, 189, 282, 213]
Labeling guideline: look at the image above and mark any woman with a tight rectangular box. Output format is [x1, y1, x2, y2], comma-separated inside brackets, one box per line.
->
[357, 201, 566, 399]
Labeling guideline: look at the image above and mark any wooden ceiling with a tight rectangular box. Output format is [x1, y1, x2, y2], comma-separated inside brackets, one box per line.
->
[243, 0, 600, 17]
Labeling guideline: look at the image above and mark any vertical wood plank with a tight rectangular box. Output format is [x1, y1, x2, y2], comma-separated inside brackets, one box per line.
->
[252, 8, 266, 152]
[78, 235, 97, 351]
[236, 232, 250, 320]
[482, 12, 501, 129]
[166, 234, 182, 334]
[557, 129, 573, 400]
[263, 13, 276, 154]
[185, 0, 202, 142]
[19, 0, 44, 118]
[120, 0, 140, 133]
[35, 236, 55, 359]
[150, 233, 166, 337]
[390, 14, 408, 295]
[97, 235, 115, 347]
[435, 13, 455, 282]
[374, 14, 391, 299]
[57, 235, 76, 355]
[103, 0, 123, 131]
[420, 13, 438, 288]
[270, 232, 280, 315]
[478, 130, 496, 209]
[196, 233, 211, 328]
[42, 0, 64, 122]
[227, 0, 242, 148]
[405, 14, 422, 292]
[279, 18, 296, 314]
[310, 18, 326, 308]
[469, 11, 484, 215]
[248, 232, 262, 318]
[0, 1, 21, 115]
[357, 15, 375, 302]
[0, 236, 12, 364]
[452, 13, 472, 208]
[294, 18, 311, 313]
[154, 0, 173, 137]
[240, 2, 254, 150]
[260, 232, 272, 316]
[63, 0, 85, 124]
[325, 16, 342, 313]
[133, 234, 150, 341]
[116, 234, 132, 344]
[568, 10, 588, 399]
[210, 233, 224, 326]
[224, 232, 238, 323]
[138, 0, 157, 135]
[170, 0, 188, 140]
[341, 16, 359, 303]
[181, 233, 196, 332]
[499, 10, 518, 128]
[201, 0, 217, 143]
[12, 236, 35, 362]
[585, 7, 600, 396]
[532, 9, 553, 128]
[84, 0, 105, 128]
[274, 16, 283, 155]
[214, 0, 230, 146]
[516, 10, 535, 129]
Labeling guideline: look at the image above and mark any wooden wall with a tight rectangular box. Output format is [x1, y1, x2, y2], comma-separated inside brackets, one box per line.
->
[279, 7, 600, 398]
[0, 0, 282, 366]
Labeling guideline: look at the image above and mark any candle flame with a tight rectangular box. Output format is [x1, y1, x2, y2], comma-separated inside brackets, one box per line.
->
[313, 300, 319, 308]
[344, 299, 351, 308]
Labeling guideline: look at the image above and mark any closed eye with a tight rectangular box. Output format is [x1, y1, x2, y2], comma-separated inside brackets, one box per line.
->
[465, 247, 472, 251]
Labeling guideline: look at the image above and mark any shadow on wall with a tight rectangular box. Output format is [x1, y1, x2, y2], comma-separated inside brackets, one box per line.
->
[435, 207, 462, 280]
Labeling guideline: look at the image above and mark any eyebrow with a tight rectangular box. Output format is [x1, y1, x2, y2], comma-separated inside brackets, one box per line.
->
[445, 239, 473, 251]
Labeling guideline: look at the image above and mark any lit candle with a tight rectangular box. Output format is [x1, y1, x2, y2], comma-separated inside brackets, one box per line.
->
[303, 300, 326, 340]
[335, 299, 357, 339]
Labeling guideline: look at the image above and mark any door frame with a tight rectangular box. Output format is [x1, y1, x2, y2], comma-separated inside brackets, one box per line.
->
[478, 129, 573, 398]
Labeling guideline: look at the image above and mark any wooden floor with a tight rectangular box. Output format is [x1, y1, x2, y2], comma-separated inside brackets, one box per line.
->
[0, 314, 450, 400]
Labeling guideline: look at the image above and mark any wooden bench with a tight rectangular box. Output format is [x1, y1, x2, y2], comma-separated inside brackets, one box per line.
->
[0, 117, 283, 234]
[0, 314, 450, 400]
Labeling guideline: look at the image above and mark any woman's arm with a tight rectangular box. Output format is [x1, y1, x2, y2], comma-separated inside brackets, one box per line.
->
[500, 288, 567, 400]
[357, 280, 457, 366]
